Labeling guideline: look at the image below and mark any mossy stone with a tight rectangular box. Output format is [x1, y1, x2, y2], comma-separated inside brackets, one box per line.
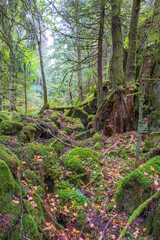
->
[149, 111, 160, 132]
[116, 156, 160, 214]
[67, 107, 89, 119]
[0, 120, 23, 135]
[0, 160, 14, 207]
[23, 125, 37, 141]
[143, 132, 160, 152]
[0, 144, 21, 177]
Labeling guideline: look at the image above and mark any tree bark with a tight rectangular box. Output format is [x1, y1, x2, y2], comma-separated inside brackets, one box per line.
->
[110, 0, 124, 88]
[24, 63, 27, 115]
[75, 0, 83, 101]
[97, 0, 105, 106]
[8, 32, 17, 111]
[29, 0, 49, 111]
[125, 0, 141, 85]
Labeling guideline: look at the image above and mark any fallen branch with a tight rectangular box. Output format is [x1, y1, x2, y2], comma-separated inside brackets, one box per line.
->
[36, 123, 73, 147]
[104, 141, 119, 155]
[98, 214, 117, 240]
[117, 190, 160, 240]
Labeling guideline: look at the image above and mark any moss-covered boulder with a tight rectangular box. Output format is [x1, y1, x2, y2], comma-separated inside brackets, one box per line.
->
[0, 144, 21, 177]
[0, 120, 23, 135]
[67, 107, 89, 119]
[143, 132, 160, 152]
[149, 111, 160, 132]
[116, 156, 160, 214]
[23, 124, 37, 141]
[15, 144, 62, 192]
[0, 160, 14, 207]
[0, 112, 9, 122]
[62, 147, 103, 186]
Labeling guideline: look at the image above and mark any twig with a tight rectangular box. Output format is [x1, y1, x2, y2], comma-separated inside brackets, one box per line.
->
[104, 141, 119, 155]
[98, 214, 117, 240]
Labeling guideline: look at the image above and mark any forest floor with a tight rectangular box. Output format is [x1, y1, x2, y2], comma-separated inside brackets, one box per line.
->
[1, 109, 154, 240]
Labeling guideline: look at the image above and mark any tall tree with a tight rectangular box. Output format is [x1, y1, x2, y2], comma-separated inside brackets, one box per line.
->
[97, 0, 105, 105]
[125, 0, 141, 85]
[110, 0, 124, 88]
[29, 0, 49, 111]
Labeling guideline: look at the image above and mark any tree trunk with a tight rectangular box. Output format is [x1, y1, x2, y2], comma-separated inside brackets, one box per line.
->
[8, 32, 16, 111]
[29, 0, 49, 111]
[110, 0, 124, 88]
[24, 63, 27, 115]
[125, 0, 141, 85]
[97, 0, 105, 106]
[75, 0, 83, 101]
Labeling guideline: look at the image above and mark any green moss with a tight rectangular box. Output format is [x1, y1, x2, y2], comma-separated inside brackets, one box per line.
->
[0, 120, 23, 135]
[15, 145, 62, 191]
[53, 141, 65, 155]
[67, 107, 89, 119]
[17, 131, 27, 142]
[88, 114, 95, 121]
[93, 133, 101, 143]
[94, 142, 101, 150]
[153, 199, 160, 239]
[0, 112, 9, 122]
[55, 181, 90, 206]
[75, 130, 94, 140]
[0, 144, 21, 177]
[116, 156, 160, 214]
[67, 147, 103, 164]
[143, 132, 160, 152]
[0, 160, 14, 207]
[62, 147, 103, 186]
[23, 124, 37, 141]
[149, 111, 160, 132]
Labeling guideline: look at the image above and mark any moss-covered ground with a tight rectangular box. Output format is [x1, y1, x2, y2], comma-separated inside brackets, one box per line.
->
[0, 109, 158, 239]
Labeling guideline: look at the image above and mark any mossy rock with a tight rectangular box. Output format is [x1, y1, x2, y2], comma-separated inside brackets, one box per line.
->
[116, 156, 160, 214]
[0, 144, 21, 177]
[141, 147, 160, 163]
[92, 133, 101, 143]
[143, 132, 160, 152]
[64, 116, 82, 124]
[67, 147, 103, 164]
[50, 140, 65, 155]
[0, 112, 9, 122]
[0, 160, 14, 207]
[0, 120, 23, 135]
[15, 144, 62, 191]
[149, 111, 160, 132]
[62, 147, 103, 186]
[67, 107, 89, 119]
[17, 130, 27, 142]
[23, 124, 37, 141]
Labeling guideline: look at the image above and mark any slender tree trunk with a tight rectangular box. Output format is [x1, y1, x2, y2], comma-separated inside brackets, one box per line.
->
[75, 0, 83, 101]
[8, 32, 16, 111]
[97, 0, 105, 106]
[125, 0, 141, 85]
[110, 0, 124, 88]
[24, 63, 27, 115]
[29, 0, 49, 111]
[135, 83, 145, 167]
